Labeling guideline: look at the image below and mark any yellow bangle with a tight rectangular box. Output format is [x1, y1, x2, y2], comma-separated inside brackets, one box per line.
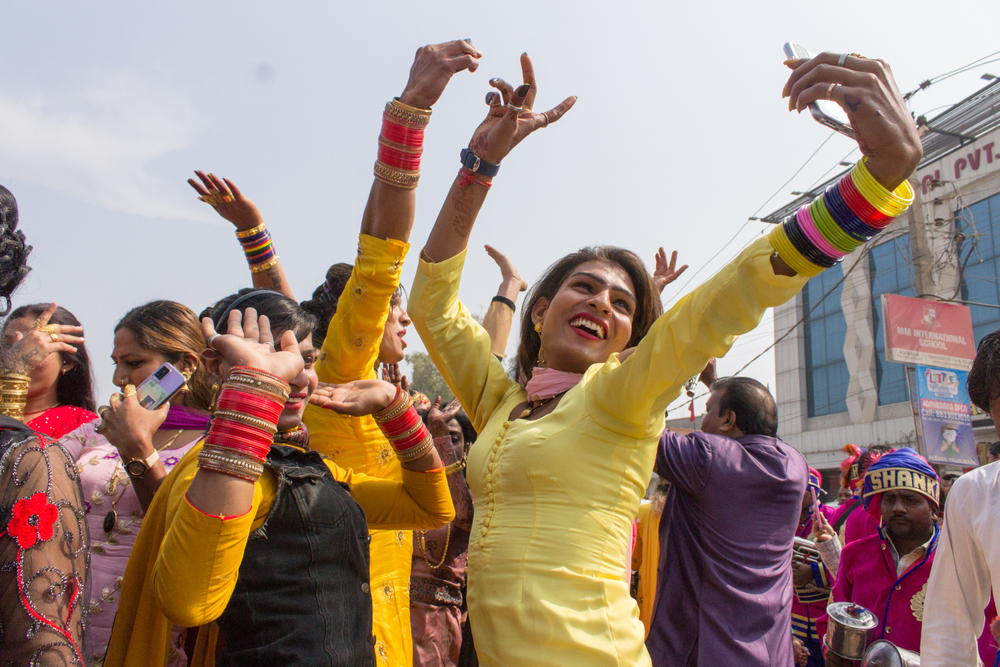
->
[249, 256, 280, 274]
[852, 158, 914, 217]
[769, 225, 823, 278]
[236, 223, 267, 239]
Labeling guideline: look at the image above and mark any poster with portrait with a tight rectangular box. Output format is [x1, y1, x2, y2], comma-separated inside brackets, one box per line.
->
[915, 365, 979, 467]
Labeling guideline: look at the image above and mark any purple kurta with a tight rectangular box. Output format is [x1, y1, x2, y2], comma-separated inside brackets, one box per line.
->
[647, 431, 808, 667]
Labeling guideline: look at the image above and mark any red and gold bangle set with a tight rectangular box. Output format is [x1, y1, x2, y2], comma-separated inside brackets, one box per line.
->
[197, 366, 291, 482]
[374, 98, 431, 189]
[373, 386, 435, 462]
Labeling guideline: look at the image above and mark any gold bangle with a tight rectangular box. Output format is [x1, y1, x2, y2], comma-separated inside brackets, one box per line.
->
[224, 375, 291, 401]
[391, 97, 432, 117]
[200, 443, 269, 465]
[250, 256, 281, 274]
[213, 410, 279, 435]
[198, 454, 263, 482]
[373, 389, 412, 423]
[235, 223, 267, 239]
[395, 434, 434, 462]
[385, 421, 425, 443]
[444, 457, 467, 475]
[383, 98, 432, 127]
[373, 161, 420, 189]
[226, 371, 291, 393]
[230, 367, 291, 387]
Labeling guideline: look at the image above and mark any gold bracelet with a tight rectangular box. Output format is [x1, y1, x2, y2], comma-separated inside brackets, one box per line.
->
[391, 97, 432, 117]
[235, 223, 267, 239]
[374, 161, 420, 189]
[198, 454, 263, 482]
[395, 434, 435, 462]
[444, 457, 467, 476]
[225, 374, 291, 401]
[249, 256, 281, 274]
[373, 389, 412, 423]
[199, 446, 267, 472]
[213, 410, 279, 435]
[384, 98, 432, 127]
[230, 367, 292, 389]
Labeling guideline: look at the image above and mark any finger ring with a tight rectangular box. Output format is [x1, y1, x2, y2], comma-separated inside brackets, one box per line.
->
[221, 194, 234, 203]
[507, 103, 523, 113]
[48, 332, 58, 343]
[199, 194, 221, 207]
[98, 406, 109, 419]
[850, 52, 867, 60]
[837, 53, 848, 67]
[541, 112, 550, 128]
[36, 323, 59, 335]
[208, 333, 221, 349]
[109, 393, 122, 404]
[827, 83, 837, 100]
[122, 384, 137, 399]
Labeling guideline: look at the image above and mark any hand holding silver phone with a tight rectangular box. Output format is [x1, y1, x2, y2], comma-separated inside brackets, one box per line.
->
[135, 363, 187, 410]
[783, 42, 855, 139]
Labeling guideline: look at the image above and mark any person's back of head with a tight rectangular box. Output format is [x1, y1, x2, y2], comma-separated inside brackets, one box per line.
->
[299, 263, 353, 348]
[988, 441, 1000, 463]
[704, 376, 778, 438]
[0, 185, 30, 316]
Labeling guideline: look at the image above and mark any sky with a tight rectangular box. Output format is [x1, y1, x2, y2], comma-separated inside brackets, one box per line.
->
[3, 0, 998, 416]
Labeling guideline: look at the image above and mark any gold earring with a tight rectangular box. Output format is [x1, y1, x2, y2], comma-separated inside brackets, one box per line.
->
[180, 369, 193, 394]
[209, 382, 220, 412]
[534, 322, 543, 333]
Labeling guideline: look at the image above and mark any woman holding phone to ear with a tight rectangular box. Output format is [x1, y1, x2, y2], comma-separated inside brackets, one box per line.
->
[56, 300, 214, 666]
[409, 50, 921, 666]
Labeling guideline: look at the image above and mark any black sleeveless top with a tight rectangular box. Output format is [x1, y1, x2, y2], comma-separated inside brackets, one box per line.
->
[215, 445, 376, 666]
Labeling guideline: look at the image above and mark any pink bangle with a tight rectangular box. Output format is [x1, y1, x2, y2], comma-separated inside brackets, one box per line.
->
[797, 205, 845, 259]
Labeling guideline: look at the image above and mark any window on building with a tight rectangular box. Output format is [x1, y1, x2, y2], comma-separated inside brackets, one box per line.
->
[804, 266, 849, 417]
[958, 191, 1000, 345]
[870, 234, 915, 405]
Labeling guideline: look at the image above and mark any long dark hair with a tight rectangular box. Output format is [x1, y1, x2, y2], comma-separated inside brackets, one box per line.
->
[513, 247, 662, 384]
[0, 186, 30, 317]
[202, 289, 316, 344]
[6, 304, 96, 413]
[115, 301, 214, 411]
[299, 263, 352, 348]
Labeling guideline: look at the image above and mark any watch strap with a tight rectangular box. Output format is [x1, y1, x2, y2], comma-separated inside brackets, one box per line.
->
[460, 148, 500, 177]
[126, 449, 160, 477]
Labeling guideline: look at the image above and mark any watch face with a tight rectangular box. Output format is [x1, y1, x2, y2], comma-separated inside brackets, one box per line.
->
[125, 460, 148, 477]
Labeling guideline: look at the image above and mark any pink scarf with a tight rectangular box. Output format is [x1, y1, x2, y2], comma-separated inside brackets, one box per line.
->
[524, 367, 584, 403]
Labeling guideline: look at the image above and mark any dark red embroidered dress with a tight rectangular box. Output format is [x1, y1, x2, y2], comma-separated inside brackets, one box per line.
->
[0, 414, 89, 665]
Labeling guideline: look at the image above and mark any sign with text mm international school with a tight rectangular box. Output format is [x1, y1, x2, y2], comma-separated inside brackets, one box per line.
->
[881, 294, 976, 371]
[916, 365, 978, 467]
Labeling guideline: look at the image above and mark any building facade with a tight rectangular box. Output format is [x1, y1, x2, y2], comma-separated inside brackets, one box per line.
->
[769, 83, 1000, 491]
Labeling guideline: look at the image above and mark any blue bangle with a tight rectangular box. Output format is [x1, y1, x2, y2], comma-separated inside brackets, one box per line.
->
[460, 148, 501, 177]
[825, 185, 880, 242]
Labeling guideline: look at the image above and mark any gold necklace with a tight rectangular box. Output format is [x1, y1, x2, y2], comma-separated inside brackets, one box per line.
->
[416, 526, 452, 570]
[103, 429, 183, 534]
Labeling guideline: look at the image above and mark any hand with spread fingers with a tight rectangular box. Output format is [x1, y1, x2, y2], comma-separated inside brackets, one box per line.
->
[0, 302, 85, 375]
[470, 53, 577, 166]
[201, 308, 304, 384]
[188, 171, 263, 233]
[380, 363, 410, 394]
[783, 53, 923, 189]
[652, 248, 688, 294]
[426, 396, 462, 441]
[310, 379, 398, 416]
[400, 39, 484, 110]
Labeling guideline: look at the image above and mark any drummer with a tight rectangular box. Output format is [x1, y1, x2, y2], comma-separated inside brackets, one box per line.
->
[791, 468, 835, 667]
[818, 448, 939, 664]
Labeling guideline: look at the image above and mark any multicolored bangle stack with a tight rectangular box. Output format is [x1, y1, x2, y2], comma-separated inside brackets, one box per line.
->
[198, 366, 291, 482]
[373, 386, 434, 462]
[0, 372, 29, 422]
[769, 157, 915, 277]
[375, 98, 430, 189]
[236, 223, 279, 274]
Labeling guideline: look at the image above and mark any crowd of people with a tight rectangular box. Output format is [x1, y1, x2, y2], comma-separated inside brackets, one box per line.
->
[0, 38, 997, 667]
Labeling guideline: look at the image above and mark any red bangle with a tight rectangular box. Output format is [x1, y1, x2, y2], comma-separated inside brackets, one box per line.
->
[215, 395, 284, 422]
[210, 419, 274, 441]
[839, 175, 892, 227]
[393, 425, 432, 451]
[377, 144, 422, 171]
[203, 435, 270, 461]
[380, 118, 425, 148]
[379, 410, 422, 438]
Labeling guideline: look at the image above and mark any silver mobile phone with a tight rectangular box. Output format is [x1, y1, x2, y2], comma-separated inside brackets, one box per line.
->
[783, 42, 855, 139]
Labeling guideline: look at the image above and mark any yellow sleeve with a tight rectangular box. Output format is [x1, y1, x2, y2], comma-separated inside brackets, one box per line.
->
[587, 237, 808, 438]
[328, 460, 455, 530]
[409, 249, 517, 432]
[316, 233, 409, 384]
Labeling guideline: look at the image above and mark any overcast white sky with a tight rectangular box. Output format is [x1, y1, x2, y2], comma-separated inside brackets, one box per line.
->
[3, 0, 997, 417]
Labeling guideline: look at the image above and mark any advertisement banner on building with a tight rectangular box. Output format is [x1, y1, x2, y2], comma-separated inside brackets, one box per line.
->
[882, 294, 976, 370]
[915, 365, 978, 467]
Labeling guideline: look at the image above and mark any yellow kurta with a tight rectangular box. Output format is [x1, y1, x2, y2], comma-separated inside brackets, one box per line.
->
[103, 440, 454, 667]
[409, 237, 807, 667]
[631, 501, 662, 639]
[303, 233, 414, 667]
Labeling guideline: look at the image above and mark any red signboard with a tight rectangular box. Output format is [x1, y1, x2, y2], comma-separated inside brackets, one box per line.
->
[882, 294, 976, 370]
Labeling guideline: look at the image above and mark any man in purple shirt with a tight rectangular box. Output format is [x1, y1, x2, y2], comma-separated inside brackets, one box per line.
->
[646, 373, 808, 667]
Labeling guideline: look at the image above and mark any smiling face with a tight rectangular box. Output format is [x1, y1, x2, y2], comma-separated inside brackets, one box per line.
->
[276, 333, 318, 432]
[531, 261, 637, 374]
[378, 298, 411, 364]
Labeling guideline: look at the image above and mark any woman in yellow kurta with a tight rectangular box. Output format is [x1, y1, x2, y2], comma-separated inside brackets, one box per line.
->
[406, 55, 815, 666]
[104, 291, 455, 667]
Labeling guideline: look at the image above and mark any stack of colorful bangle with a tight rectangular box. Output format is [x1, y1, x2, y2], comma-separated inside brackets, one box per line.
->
[236, 223, 279, 274]
[769, 157, 915, 277]
[374, 98, 430, 190]
[373, 386, 434, 462]
[198, 366, 290, 482]
[0, 372, 30, 421]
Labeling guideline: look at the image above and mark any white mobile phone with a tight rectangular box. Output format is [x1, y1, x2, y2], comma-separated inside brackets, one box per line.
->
[783, 42, 855, 139]
[135, 362, 186, 410]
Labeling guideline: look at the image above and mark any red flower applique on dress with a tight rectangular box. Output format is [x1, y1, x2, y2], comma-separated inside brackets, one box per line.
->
[7, 492, 59, 549]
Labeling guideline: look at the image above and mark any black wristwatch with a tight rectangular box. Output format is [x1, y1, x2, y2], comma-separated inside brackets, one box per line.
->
[460, 148, 501, 177]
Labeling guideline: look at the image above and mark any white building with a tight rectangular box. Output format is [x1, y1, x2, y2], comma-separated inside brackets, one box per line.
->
[766, 81, 1000, 491]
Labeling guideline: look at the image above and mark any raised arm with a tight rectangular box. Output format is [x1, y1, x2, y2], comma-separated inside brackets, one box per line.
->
[421, 53, 576, 263]
[481, 244, 528, 358]
[189, 172, 295, 299]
